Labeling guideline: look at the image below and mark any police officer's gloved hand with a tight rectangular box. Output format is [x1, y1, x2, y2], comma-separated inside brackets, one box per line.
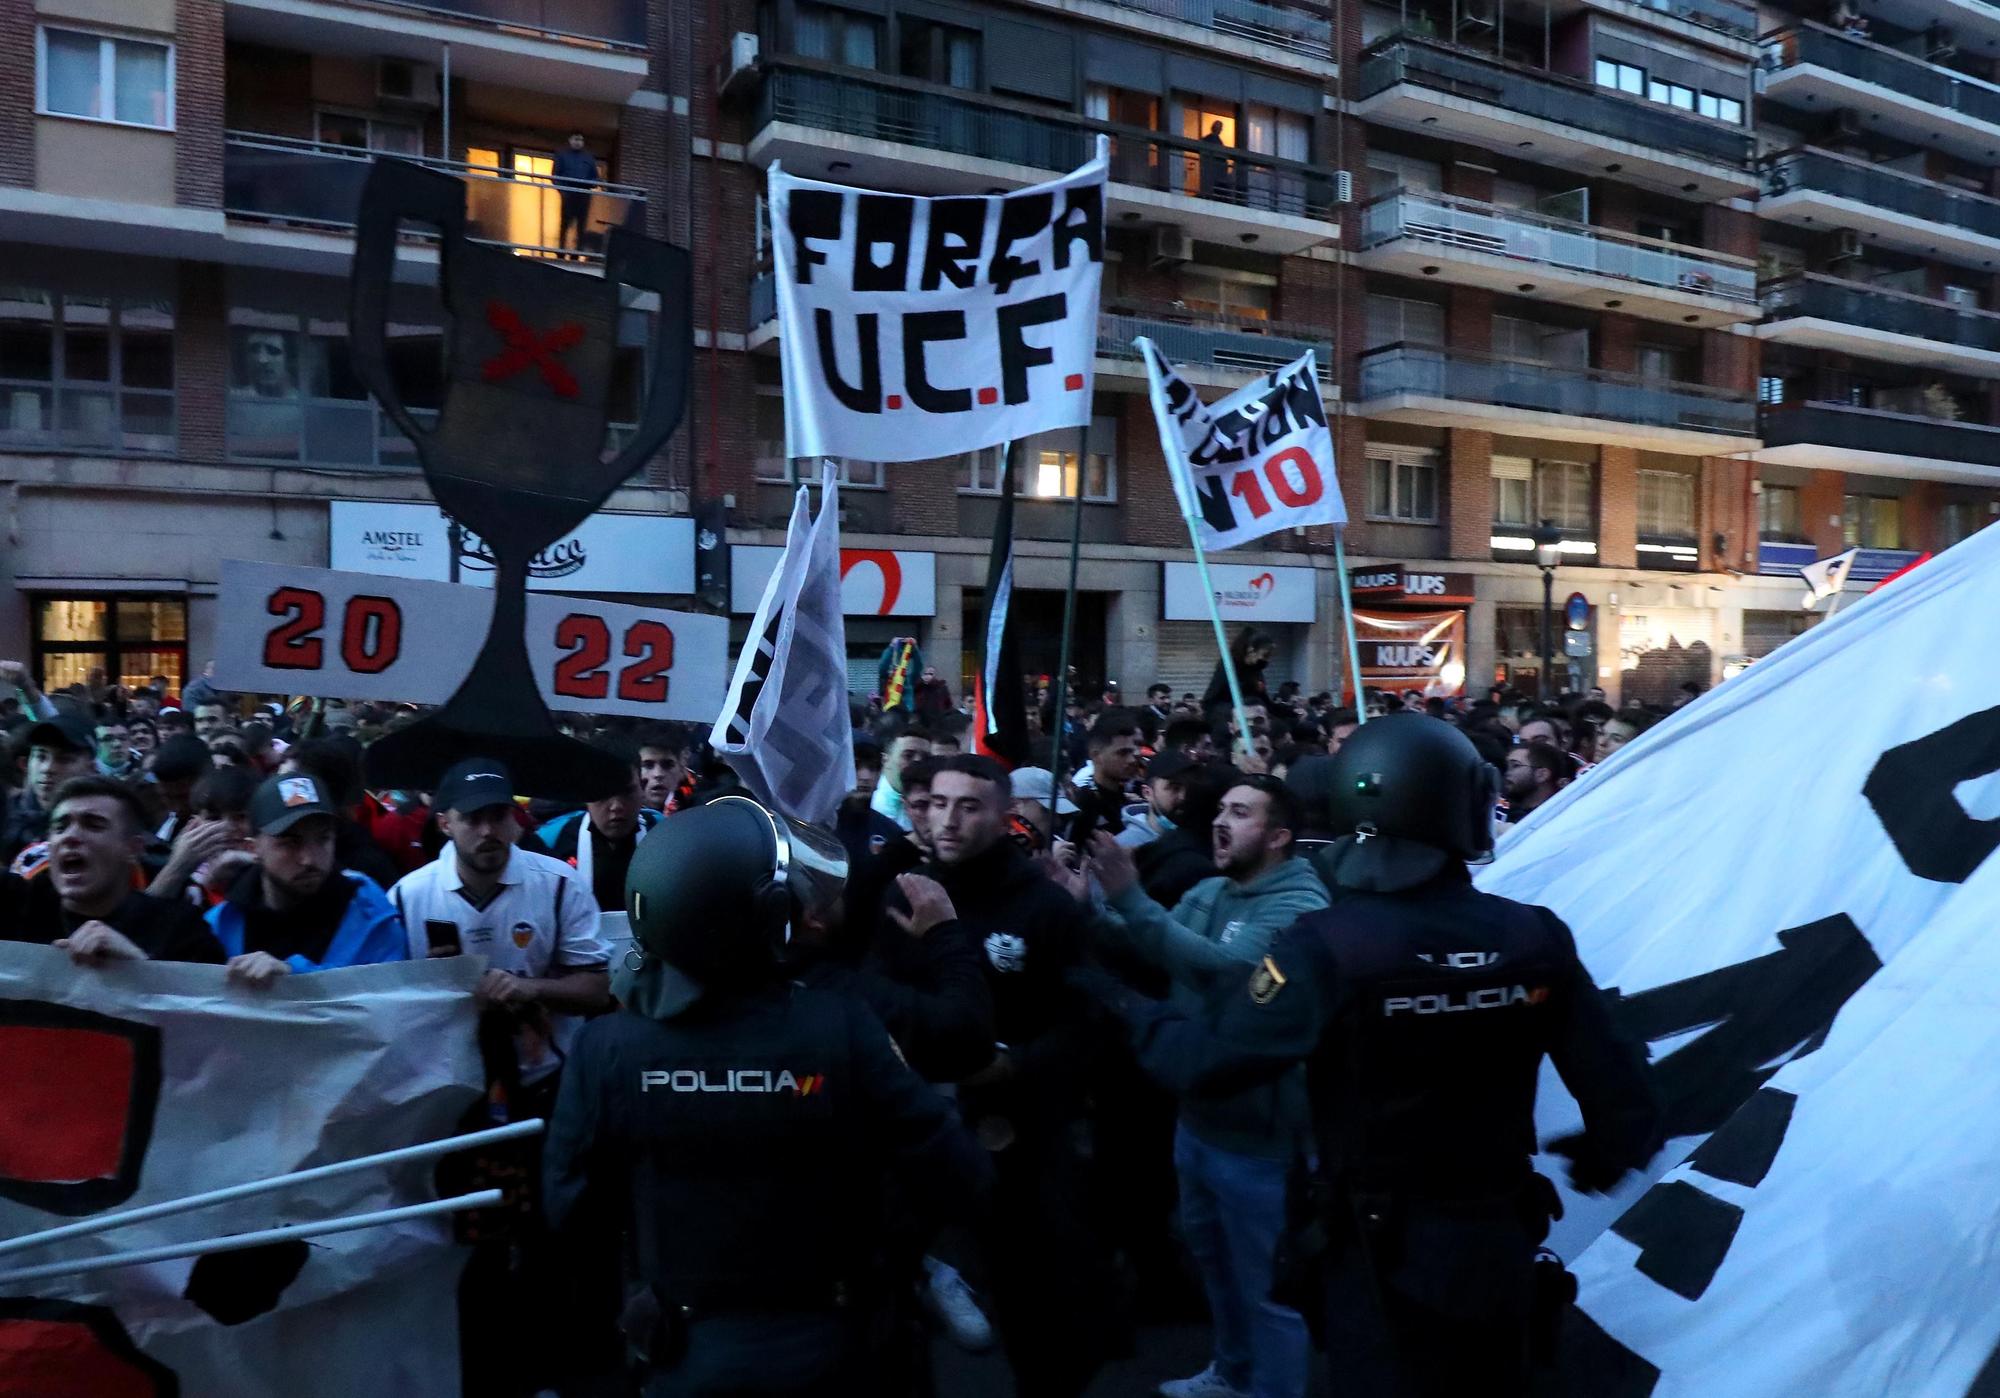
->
[1547, 1131, 1629, 1195]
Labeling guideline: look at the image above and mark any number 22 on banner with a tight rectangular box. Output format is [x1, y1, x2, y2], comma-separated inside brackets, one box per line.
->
[552, 614, 676, 703]
[264, 587, 404, 674]
[1223, 447, 1325, 521]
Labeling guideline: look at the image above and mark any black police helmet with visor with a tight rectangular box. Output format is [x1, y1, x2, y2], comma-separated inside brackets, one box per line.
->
[623, 795, 848, 1016]
[1314, 713, 1499, 893]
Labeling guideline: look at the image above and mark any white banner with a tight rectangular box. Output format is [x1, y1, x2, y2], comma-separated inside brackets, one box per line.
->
[770, 152, 1107, 462]
[329, 501, 695, 594]
[1162, 562, 1315, 623]
[730, 546, 937, 616]
[1140, 340, 1343, 551]
[1477, 523, 2000, 1395]
[213, 559, 729, 722]
[0, 948, 483, 1393]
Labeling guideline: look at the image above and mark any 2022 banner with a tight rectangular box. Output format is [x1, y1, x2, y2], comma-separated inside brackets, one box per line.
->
[214, 559, 728, 722]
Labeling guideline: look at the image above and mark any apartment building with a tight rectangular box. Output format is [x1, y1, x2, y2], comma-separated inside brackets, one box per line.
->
[1, 0, 1992, 704]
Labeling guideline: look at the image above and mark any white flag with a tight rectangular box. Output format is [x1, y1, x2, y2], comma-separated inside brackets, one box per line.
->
[710, 463, 855, 825]
[769, 152, 1107, 462]
[1139, 338, 1344, 551]
[1798, 546, 1858, 607]
[1476, 524, 2000, 1394]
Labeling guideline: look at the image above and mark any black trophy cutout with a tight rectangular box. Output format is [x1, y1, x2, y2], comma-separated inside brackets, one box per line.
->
[348, 160, 690, 801]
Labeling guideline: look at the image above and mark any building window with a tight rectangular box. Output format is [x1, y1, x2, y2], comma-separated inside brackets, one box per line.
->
[1366, 446, 1439, 523]
[1635, 344, 1689, 383]
[1493, 456, 1594, 534]
[0, 287, 175, 453]
[753, 393, 883, 486]
[959, 419, 1117, 501]
[1843, 494, 1902, 550]
[33, 595, 187, 693]
[1177, 269, 1275, 323]
[1637, 469, 1696, 539]
[227, 307, 443, 467]
[1937, 500, 1985, 547]
[1595, 59, 1644, 95]
[1647, 79, 1695, 110]
[795, 4, 881, 66]
[316, 110, 423, 157]
[1493, 316, 1589, 367]
[37, 27, 173, 130]
[1365, 294, 1445, 349]
[1697, 91, 1743, 124]
[1760, 483, 1803, 540]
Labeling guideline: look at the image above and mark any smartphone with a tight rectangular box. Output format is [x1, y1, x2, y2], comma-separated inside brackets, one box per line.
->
[425, 920, 464, 958]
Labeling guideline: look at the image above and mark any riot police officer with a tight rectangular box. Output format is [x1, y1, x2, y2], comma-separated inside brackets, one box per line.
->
[1074, 714, 1663, 1397]
[543, 795, 992, 1397]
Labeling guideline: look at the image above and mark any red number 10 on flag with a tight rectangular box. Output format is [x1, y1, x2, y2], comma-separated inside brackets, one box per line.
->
[1223, 447, 1326, 522]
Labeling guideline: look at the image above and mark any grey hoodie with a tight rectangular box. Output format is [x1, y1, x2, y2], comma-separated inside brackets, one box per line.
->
[1104, 857, 1329, 1159]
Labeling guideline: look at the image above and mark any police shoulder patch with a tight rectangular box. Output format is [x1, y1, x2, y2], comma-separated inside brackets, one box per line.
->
[1248, 956, 1287, 1006]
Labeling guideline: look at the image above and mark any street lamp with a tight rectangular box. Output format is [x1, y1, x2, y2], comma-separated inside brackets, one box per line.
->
[1532, 519, 1564, 701]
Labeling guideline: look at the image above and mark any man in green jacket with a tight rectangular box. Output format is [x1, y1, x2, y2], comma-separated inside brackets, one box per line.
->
[1090, 773, 1327, 1398]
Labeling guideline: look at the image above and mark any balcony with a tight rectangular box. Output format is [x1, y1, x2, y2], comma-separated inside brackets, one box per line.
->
[1009, 0, 1332, 72]
[748, 62, 1339, 254]
[1355, 343, 1755, 454]
[745, 273, 1332, 391]
[222, 133, 647, 275]
[223, 0, 647, 101]
[1357, 190, 1758, 328]
[1755, 401, 2000, 484]
[1760, 24, 2000, 165]
[1760, 147, 2000, 271]
[1757, 273, 2000, 379]
[1352, 37, 1757, 199]
[1581, 0, 1757, 46]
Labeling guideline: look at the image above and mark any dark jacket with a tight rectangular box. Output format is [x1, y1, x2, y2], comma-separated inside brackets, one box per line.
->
[544, 985, 990, 1311]
[550, 147, 599, 186]
[795, 918, 997, 1084]
[0, 873, 225, 964]
[1, 790, 45, 869]
[1135, 823, 1214, 910]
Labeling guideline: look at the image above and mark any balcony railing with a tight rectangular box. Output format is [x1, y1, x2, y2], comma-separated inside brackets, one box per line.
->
[1095, 0, 1332, 59]
[1763, 147, 2000, 241]
[1764, 23, 2000, 128]
[1361, 190, 1757, 302]
[1761, 273, 2000, 354]
[223, 132, 648, 260]
[316, 0, 646, 48]
[1355, 37, 1754, 168]
[1360, 343, 1756, 435]
[756, 63, 1338, 220]
[1762, 400, 2000, 465]
[747, 273, 1331, 378]
[1630, 0, 1755, 39]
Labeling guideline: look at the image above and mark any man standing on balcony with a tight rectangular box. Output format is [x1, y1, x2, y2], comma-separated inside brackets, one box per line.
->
[552, 131, 600, 260]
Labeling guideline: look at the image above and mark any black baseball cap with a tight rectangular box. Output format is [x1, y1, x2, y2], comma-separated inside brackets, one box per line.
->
[1147, 749, 1197, 781]
[26, 712, 94, 755]
[436, 757, 516, 814]
[250, 773, 338, 835]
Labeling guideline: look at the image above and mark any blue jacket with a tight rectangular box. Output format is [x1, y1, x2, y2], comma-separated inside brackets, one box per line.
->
[207, 870, 408, 973]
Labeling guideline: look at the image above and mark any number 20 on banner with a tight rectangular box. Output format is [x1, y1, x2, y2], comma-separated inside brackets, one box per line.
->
[264, 588, 405, 674]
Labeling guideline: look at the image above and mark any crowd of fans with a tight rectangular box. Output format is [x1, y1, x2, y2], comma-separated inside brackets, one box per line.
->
[0, 643, 1690, 1398]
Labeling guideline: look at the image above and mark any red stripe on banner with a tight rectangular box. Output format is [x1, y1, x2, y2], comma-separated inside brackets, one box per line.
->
[1869, 552, 1932, 592]
[0, 1027, 135, 1183]
[0, 1316, 166, 1397]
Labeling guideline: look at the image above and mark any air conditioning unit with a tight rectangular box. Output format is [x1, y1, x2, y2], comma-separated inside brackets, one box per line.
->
[1334, 169, 1354, 204]
[1151, 224, 1194, 266]
[1831, 228, 1865, 262]
[720, 31, 760, 99]
[377, 58, 440, 108]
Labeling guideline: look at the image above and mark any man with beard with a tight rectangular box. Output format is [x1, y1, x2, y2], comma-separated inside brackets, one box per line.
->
[0, 776, 224, 963]
[537, 740, 662, 911]
[1065, 710, 1144, 841]
[1501, 742, 1565, 824]
[1089, 775, 1328, 1398]
[915, 755, 1111, 1398]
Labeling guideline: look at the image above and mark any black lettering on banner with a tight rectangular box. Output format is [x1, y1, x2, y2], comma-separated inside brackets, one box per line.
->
[1863, 703, 2000, 884]
[1192, 474, 1239, 535]
[852, 195, 915, 293]
[1052, 183, 1103, 270]
[903, 311, 972, 413]
[1610, 1180, 1743, 1302]
[989, 191, 1052, 293]
[920, 197, 987, 291]
[996, 293, 1065, 405]
[787, 189, 843, 286]
[813, 308, 881, 413]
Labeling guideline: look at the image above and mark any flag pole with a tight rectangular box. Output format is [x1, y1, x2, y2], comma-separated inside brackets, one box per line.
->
[1332, 526, 1369, 724]
[1048, 426, 1088, 787]
[1180, 497, 1253, 759]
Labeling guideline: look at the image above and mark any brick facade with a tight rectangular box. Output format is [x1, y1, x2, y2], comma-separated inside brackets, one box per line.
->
[1598, 446, 1637, 569]
[1444, 428, 1492, 560]
[0, 0, 32, 187]
[175, 0, 226, 210]
[176, 262, 227, 465]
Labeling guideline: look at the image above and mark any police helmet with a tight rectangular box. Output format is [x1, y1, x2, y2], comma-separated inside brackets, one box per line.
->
[625, 795, 849, 989]
[1316, 714, 1498, 892]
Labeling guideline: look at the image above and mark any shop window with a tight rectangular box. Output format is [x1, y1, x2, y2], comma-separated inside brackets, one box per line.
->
[1759, 483, 1803, 541]
[38, 26, 172, 130]
[33, 595, 186, 693]
[0, 287, 174, 454]
[1637, 469, 1696, 540]
[1843, 494, 1901, 549]
[1366, 446, 1439, 523]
